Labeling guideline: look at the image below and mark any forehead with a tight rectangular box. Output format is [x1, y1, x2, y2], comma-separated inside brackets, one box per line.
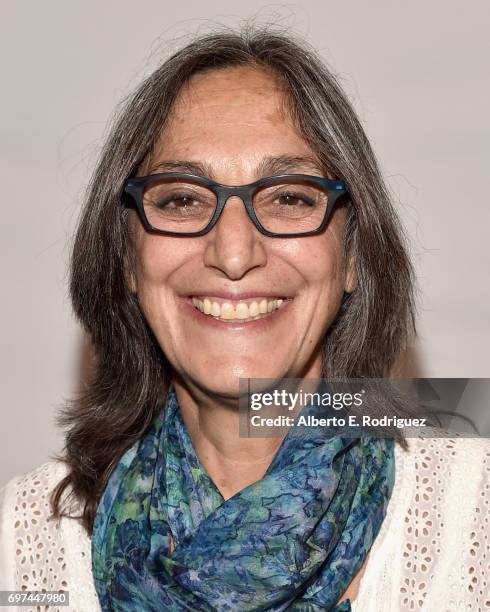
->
[169, 65, 290, 126]
[146, 66, 318, 177]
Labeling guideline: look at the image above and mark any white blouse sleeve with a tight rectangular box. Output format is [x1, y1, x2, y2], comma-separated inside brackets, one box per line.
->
[0, 461, 101, 612]
[354, 435, 490, 612]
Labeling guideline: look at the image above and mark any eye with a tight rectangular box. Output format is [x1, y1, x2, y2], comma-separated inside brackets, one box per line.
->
[275, 192, 316, 207]
[154, 193, 201, 209]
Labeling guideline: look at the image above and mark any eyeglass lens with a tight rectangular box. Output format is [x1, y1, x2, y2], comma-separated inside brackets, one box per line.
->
[142, 177, 330, 234]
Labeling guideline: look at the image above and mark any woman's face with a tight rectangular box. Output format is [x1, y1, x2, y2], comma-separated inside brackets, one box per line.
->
[131, 66, 354, 397]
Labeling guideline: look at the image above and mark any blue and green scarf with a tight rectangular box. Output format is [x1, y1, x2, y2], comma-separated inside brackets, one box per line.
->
[92, 385, 394, 611]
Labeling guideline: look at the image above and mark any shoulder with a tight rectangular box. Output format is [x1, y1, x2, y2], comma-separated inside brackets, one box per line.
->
[0, 460, 100, 609]
[0, 459, 73, 556]
[398, 433, 489, 496]
[1, 459, 70, 502]
[395, 431, 490, 537]
[1, 459, 71, 533]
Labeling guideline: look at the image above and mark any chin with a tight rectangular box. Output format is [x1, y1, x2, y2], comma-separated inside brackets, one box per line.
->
[188, 359, 288, 398]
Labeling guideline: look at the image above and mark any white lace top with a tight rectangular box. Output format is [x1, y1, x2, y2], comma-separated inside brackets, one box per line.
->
[0, 436, 489, 612]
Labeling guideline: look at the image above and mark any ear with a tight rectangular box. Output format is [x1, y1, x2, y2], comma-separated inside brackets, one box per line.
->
[124, 214, 138, 295]
[123, 250, 138, 295]
[344, 254, 357, 294]
[127, 268, 137, 295]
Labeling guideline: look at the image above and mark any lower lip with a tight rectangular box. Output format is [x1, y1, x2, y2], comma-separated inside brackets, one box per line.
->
[181, 297, 292, 331]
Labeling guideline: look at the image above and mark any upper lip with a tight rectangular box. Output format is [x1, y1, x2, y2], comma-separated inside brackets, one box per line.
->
[185, 291, 292, 300]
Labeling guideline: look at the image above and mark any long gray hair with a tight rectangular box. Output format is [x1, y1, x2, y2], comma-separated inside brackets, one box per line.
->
[52, 25, 416, 534]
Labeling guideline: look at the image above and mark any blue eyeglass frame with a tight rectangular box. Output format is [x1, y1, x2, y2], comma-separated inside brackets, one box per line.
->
[122, 172, 349, 238]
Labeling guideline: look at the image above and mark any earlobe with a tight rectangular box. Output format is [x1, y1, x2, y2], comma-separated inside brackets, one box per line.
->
[344, 256, 357, 294]
[125, 219, 138, 295]
[123, 254, 138, 295]
[127, 269, 137, 295]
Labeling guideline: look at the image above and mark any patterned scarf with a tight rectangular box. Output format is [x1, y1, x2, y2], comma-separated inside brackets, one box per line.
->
[92, 384, 395, 611]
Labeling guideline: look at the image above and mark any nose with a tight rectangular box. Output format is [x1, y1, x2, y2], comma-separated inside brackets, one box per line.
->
[203, 195, 267, 280]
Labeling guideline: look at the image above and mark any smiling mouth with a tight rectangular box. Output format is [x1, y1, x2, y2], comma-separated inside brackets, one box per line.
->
[190, 296, 288, 323]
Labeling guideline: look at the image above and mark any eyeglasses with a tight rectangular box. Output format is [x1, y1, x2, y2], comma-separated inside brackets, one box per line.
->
[122, 172, 348, 237]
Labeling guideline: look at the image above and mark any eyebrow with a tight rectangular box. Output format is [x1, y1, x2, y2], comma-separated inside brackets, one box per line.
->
[146, 155, 326, 181]
[258, 155, 325, 177]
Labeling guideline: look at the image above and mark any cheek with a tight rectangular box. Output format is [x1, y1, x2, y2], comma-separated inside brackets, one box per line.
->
[290, 229, 347, 342]
[311, 239, 342, 278]
[133, 232, 192, 287]
[316, 237, 346, 314]
[135, 244, 168, 287]
[280, 229, 345, 295]
[311, 213, 348, 296]
[132, 235, 189, 334]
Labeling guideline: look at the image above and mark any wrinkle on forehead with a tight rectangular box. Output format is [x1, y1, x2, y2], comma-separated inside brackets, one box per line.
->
[168, 66, 292, 130]
[182, 64, 289, 97]
[142, 65, 304, 176]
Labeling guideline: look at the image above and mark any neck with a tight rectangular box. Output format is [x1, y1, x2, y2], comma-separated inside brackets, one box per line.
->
[172, 359, 323, 500]
[173, 378, 285, 499]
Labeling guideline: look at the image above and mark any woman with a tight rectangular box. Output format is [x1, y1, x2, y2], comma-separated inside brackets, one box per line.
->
[0, 27, 488, 611]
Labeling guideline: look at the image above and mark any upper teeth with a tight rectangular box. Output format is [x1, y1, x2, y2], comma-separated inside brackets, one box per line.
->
[192, 297, 284, 320]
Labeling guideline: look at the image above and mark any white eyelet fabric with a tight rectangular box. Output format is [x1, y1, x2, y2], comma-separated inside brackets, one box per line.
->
[0, 436, 488, 611]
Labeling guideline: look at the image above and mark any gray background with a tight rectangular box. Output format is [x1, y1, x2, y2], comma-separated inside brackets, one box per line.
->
[1, 0, 489, 487]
